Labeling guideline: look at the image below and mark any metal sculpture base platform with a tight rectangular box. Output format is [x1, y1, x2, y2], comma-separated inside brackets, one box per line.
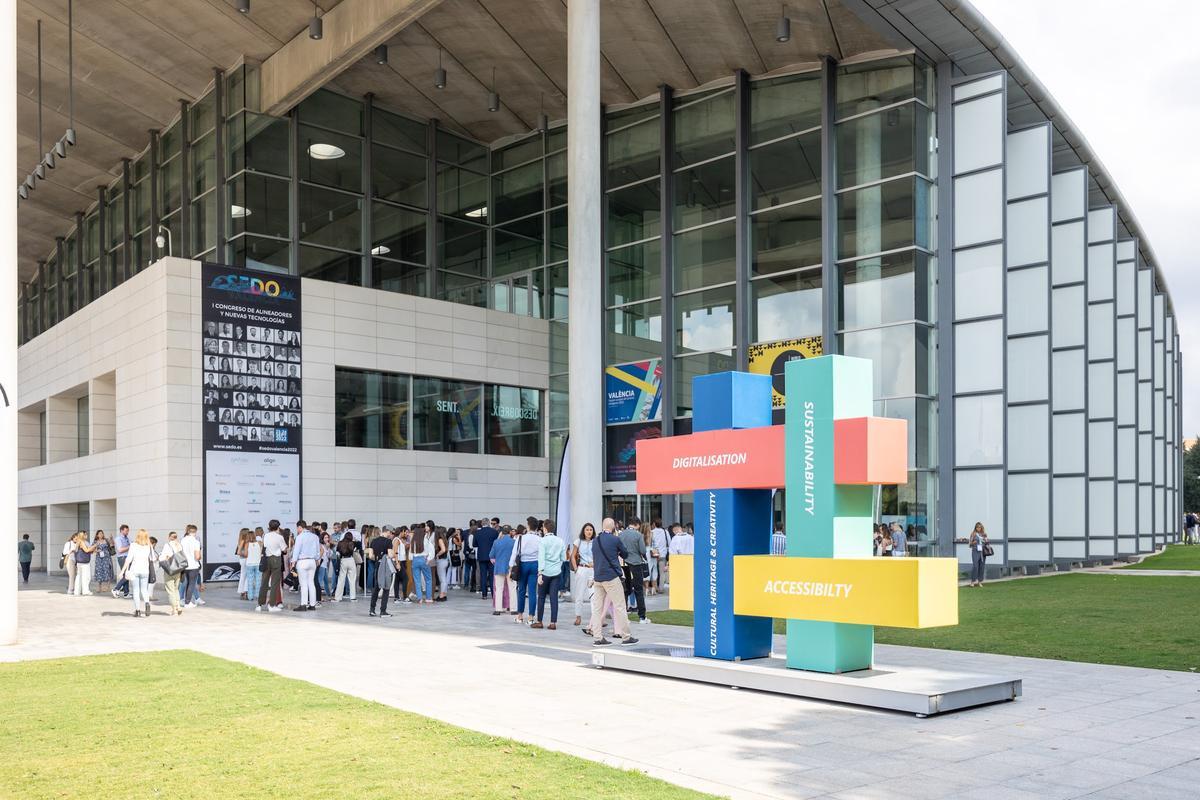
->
[592, 645, 1021, 716]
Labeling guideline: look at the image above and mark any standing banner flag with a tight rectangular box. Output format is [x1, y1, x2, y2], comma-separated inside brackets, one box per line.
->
[554, 436, 572, 551]
[605, 359, 662, 424]
[201, 264, 302, 580]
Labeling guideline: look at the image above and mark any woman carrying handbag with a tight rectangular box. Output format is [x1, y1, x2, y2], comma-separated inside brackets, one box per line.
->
[159, 532, 189, 616]
[968, 522, 991, 587]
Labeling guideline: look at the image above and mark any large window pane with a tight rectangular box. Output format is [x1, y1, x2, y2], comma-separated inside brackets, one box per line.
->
[875, 397, 936, 470]
[674, 219, 735, 292]
[607, 239, 661, 306]
[412, 377, 480, 453]
[838, 251, 930, 330]
[372, 202, 426, 264]
[1008, 404, 1049, 471]
[299, 245, 360, 285]
[954, 319, 1002, 393]
[1008, 335, 1049, 403]
[373, 108, 426, 154]
[836, 56, 927, 118]
[955, 394, 1002, 465]
[608, 179, 660, 247]
[372, 259, 427, 297]
[439, 218, 487, 276]
[228, 112, 291, 177]
[1007, 266, 1048, 335]
[547, 151, 567, 207]
[838, 177, 931, 259]
[674, 155, 735, 229]
[436, 131, 488, 171]
[299, 185, 362, 251]
[673, 89, 735, 166]
[373, 145, 427, 207]
[191, 192, 216, 254]
[440, 271, 486, 307]
[750, 73, 820, 144]
[750, 132, 820, 210]
[955, 468, 1004, 543]
[837, 102, 930, 187]
[493, 161, 544, 224]
[748, 199, 819, 279]
[606, 117, 659, 187]
[191, 132, 216, 196]
[159, 157, 181, 217]
[298, 89, 362, 135]
[607, 301, 662, 363]
[494, 215, 544, 276]
[229, 235, 290, 272]
[840, 324, 933, 397]
[229, 173, 290, 239]
[752, 269, 821, 342]
[675, 286, 735, 353]
[438, 164, 488, 221]
[298, 125, 362, 192]
[485, 385, 541, 457]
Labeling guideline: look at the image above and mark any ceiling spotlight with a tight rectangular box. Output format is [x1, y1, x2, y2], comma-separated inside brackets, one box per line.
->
[230, 204, 251, 218]
[43, 152, 56, 170]
[34, 163, 45, 180]
[24, 175, 35, 191]
[370, 244, 391, 256]
[236, 0, 250, 12]
[375, 44, 388, 65]
[18, 184, 28, 200]
[53, 139, 67, 158]
[64, 129, 76, 146]
[435, 49, 446, 89]
[776, 5, 791, 43]
[307, 142, 346, 160]
[488, 67, 499, 113]
[309, 4, 323, 40]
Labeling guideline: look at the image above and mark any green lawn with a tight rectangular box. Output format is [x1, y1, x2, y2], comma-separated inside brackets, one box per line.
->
[1119, 544, 1200, 570]
[0, 651, 715, 800]
[650, 573, 1200, 672]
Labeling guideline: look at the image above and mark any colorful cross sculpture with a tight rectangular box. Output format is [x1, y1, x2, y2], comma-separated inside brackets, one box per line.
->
[635, 355, 958, 673]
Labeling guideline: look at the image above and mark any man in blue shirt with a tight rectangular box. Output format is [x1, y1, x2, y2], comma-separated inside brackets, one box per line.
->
[890, 522, 908, 557]
[291, 521, 322, 611]
[111, 525, 131, 598]
[591, 518, 638, 646]
[474, 518, 499, 600]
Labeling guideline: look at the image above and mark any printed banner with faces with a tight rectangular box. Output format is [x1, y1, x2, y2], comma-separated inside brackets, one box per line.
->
[201, 264, 303, 579]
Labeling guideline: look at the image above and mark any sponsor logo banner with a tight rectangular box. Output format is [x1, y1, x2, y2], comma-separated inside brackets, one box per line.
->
[605, 421, 661, 482]
[605, 359, 662, 424]
[748, 337, 822, 409]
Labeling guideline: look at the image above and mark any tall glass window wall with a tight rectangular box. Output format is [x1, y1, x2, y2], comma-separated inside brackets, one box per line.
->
[835, 56, 937, 548]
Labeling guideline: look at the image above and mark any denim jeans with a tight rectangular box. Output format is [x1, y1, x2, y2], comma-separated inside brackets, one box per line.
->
[517, 560, 538, 615]
[129, 573, 150, 611]
[971, 550, 987, 583]
[536, 573, 562, 623]
[319, 561, 335, 594]
[412, 555, 432, 601]
[243, 563, 262, 600]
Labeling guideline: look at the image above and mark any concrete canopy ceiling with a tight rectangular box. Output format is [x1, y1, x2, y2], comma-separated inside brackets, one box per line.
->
[329, 0, 897, 143]
[15, 0, 344, 280]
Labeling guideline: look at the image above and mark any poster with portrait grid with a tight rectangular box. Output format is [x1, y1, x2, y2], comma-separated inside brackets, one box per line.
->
[201, 263, 302, 580]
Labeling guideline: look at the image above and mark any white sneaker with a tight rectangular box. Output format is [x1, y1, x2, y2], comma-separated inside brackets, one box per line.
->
[639, 618, 652, 625]
[184, 602, 196, 609]
[254, 605, 263, 612]
[268, 605, 281, 613]
[196, 598, 206, 605]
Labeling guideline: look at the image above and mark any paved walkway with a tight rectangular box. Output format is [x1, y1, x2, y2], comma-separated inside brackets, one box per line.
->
[4, 576, 1200, 799]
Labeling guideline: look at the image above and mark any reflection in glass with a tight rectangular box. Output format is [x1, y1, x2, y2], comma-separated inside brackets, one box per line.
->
[606, 118, 659, 187]
[674, 156, 735, 230]
[837, 177, 931, 260]
[838, 252, 931, 330]
[229, 173, 290, 240]
[335, 367, 409, 448]
[412, 377, 481, 453]
[191, 132, 216, 196]
[606, 301, 662, 363]
[373, 107, 427, 153]
[436, 130, 488, 171]
[228, 112, 291, 177]
[494, 215, 544, 276]
[299, 245, 360, 285]
[191, 192, 217, 255]
[752, 200, 820, 276]
[607, 239, 661, 306]
[439, 218, 487, 276]
[298, 89, 362, 135]
[485, 385, 542, 456]
[752, 269, 821, 342]
[493, 161, 544, 223]
[749, 73, 820, 144]
[438, 164, 488, 221]
[229, 234, 290, 272]
[836, 56, 929, 119]
[750, 132, 820, 209]
[675, 350, 735, 417]
[675, 285, 735, 353]
[373, 145, 427, 207]
[372, 258, 427, 297]
[372, 201, 426, 264]
[298, 125, 362, 192]
[298, 184, 362, 251]
[673, 89, 735, 166]
[493, 135, 542, 170]
[674, 221, 735, 292]
[607, 179, 660, 247]
[839, 324, 933, 397]
[836, 102, 930, 187]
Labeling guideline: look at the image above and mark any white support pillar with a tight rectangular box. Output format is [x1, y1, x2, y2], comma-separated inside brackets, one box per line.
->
[1, 0, 19, 645]
[566, 0, 603, 533]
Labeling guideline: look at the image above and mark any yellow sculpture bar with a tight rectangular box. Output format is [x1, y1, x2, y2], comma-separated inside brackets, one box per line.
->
[667, 554, 959, 629]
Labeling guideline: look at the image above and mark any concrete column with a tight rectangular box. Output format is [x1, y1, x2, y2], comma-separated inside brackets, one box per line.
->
[89, 373, 116, 453]
[2, 0, 17, 645]
[45, 395, 77, 464]
[566, 0, 603, 531]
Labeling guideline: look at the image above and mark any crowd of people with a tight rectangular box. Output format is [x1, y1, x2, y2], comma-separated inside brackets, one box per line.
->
[49, 515, 700, 645]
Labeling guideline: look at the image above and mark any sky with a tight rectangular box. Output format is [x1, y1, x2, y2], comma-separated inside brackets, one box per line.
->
[969, 0, 1200, 435]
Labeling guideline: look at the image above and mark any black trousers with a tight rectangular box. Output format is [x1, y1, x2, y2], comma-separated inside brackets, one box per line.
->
[536, 573, 561, 623]
[20, 562, 31, 582]
[624, 563, 647, 620]
[371, 584, 389, 614]
[477, 559, 494, 598]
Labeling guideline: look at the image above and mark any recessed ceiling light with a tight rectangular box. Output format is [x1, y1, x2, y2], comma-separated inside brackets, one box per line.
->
[465, 206, 487, 219]
[231, 204, 252, 218]
[370, 244, 390, 255]
[308, 143, 345, 160]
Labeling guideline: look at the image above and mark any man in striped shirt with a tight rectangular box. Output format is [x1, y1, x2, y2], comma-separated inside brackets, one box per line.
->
[771, 524, 787, 556]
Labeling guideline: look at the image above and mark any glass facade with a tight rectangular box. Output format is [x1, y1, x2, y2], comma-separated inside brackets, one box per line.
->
[18, 53, 1182, 564]
[336, 367, 542, 457]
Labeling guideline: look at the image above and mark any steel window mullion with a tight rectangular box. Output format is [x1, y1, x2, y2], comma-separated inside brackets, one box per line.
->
[121, 159, 132, 278]
[214, 68, 226, 262]
[819, 56, 837, 352]
[179, 100, 191, 257]
[660, 84, 675, 438]
[362, 93, 373, 287]
[734, 70, 750, 370]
